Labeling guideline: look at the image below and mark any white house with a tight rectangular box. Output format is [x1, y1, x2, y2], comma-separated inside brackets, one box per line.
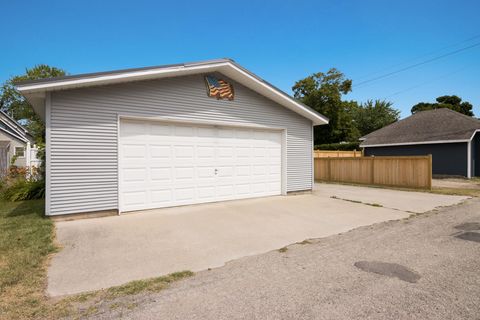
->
[0, 110, 40, 174]
[16, 59, 328, 217]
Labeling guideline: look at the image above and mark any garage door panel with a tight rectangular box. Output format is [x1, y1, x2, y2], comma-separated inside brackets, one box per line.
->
[151, 189, 173, 203]
[197, 186, 216, 199]
[269, 165, 281, 174]
[197, 146, 216, 158]
[174, 145, 195, 158]
[197, 127, 216, 137]
[268, 180, 281, 189]
[234, 129, 251, 138]
[236, 147, 251, 157]
[235, 176, 254, 185]
[217, 166, 234, 177]
[122, 168, 147, 182]
[175, 188, 196, 201]
[218, 146, 234, 158]
[150, 168, 172, 182]
[175, 125, 195, 136]
[218, 128, 234, 138]
[123, 191, 147, 207]
[236, 184, 251, 195]
[217, 185, 234, 196]
[150, 145, 171, 158]
[121, 120, 148, 137]
[175, 167, 195, 181]
[122, 144, 147, 159]
[268, 147, 281, 157]
[149, 123, 171, 136]
[252, 182, 267, 193]
[120, 120, 282, 212]
[252, 165, 267, 175]
[236, 166, 251, 176]
[197, 166, 216, 179]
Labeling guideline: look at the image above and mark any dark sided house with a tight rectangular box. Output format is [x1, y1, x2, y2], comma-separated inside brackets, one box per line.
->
[360, 108, 480, 178]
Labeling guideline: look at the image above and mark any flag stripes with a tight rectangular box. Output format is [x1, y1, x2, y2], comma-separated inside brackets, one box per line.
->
[205, 75, 234, 100]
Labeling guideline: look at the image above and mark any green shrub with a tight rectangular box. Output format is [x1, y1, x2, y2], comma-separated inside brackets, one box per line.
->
[314, 142, 361, 151]
[1, 179, 45, 201]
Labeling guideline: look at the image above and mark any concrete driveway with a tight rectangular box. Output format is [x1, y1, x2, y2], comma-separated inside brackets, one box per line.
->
[48, 183, 467, 296]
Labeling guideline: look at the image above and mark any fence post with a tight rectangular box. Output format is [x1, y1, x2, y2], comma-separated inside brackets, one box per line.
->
[370, 156, 375, 184]
[327, 157, 332, 181]
[428, 154, 432, 189]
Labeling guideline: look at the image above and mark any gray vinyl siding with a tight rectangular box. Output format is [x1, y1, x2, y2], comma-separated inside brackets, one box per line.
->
[49, 74, 313, 215]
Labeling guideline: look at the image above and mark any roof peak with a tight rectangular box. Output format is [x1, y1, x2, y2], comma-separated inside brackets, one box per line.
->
[14, 59, 329, 126]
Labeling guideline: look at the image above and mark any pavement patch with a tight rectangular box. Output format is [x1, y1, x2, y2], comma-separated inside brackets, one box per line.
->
[455, 232, 480, 243]
[454, 222, 480, 231]
[354, 260, 421, 283]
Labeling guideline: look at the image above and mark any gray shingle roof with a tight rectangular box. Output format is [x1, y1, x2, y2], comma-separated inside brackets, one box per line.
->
[360, 108, 480, 147]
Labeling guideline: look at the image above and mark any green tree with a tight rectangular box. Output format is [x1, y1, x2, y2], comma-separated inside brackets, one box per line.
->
[0, 65, 66, 142]
[411, 95, 474, 116]
[353, 99, 400, 137]
[292, 68, 359, 144]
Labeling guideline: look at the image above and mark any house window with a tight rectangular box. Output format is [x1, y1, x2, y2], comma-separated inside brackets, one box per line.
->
[15, 147, 25, 158]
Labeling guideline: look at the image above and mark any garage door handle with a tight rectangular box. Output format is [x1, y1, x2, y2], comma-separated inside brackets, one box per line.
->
[215, 169, 218, 175]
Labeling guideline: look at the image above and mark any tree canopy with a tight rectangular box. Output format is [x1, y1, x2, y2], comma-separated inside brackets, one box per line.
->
[292, 69, 400, 145]
[0, 65, 66, 142]
[352, 100, 400, 137]
[411, 95, 474, 116]
[292, 68, 359, 144]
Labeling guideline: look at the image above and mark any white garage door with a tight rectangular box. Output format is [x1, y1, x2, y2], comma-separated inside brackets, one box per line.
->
[119, 120, 283, 212]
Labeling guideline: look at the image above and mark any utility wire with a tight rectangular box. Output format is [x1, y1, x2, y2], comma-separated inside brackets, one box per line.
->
[353, 41, 480, 88]
[354, 34, 480, 81]
[381, 65, 470, 99]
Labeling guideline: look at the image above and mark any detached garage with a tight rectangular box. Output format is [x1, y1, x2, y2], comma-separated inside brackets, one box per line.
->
[16, 59, 328, 216]
[361, 108, 480, 178]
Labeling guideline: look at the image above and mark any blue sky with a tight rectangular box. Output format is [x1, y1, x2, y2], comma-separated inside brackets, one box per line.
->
[1, 0, 479, 118]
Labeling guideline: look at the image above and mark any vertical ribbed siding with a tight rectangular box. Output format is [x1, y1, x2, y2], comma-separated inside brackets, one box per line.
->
[49, 74, 313, 215]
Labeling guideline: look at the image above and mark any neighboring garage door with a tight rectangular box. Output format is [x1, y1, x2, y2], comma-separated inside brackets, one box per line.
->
[119, 119, 283, 212]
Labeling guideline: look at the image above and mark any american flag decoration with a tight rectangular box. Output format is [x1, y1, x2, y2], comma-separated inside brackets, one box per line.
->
[204, 75, 234, 100]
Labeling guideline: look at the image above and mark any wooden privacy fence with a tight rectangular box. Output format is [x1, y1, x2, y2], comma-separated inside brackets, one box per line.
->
[314, 155, 432, 190]
[314, 150, 363, 158]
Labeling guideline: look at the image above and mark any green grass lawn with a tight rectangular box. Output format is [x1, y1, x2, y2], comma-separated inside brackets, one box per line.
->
[0, 199, 193, 319]
[0, 199, 57, 319]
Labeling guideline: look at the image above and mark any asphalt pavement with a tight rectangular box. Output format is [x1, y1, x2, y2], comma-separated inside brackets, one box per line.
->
[88, 197, 480, 320]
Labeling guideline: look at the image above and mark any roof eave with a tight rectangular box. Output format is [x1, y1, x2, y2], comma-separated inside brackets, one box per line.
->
[360, 139, 471, 148]
[16, 60, 328, 126]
